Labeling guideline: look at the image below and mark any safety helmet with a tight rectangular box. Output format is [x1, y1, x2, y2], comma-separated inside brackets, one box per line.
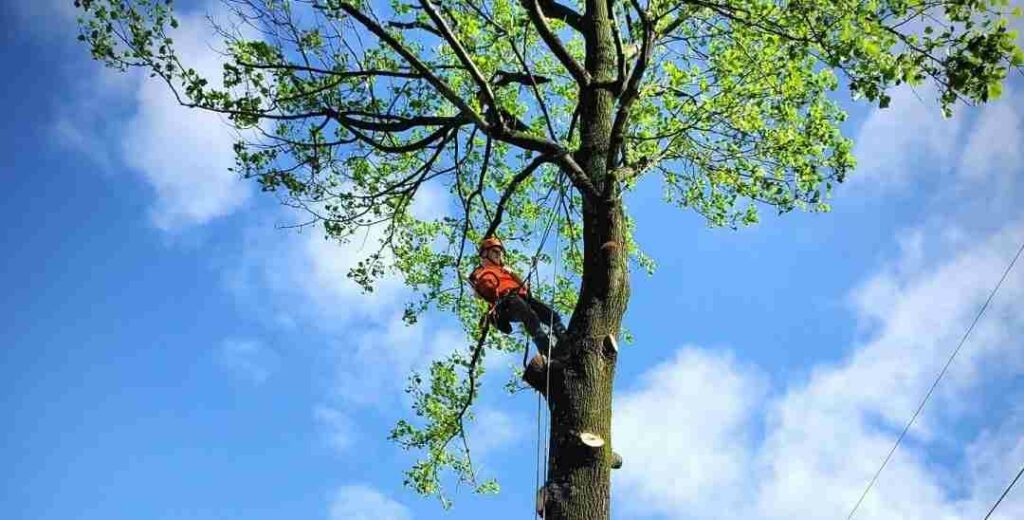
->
[478, 236, 505, 254]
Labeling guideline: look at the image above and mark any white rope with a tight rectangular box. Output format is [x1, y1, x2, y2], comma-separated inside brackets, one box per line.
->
[534, 382, 543, 519]
[542, 188, 560, 519]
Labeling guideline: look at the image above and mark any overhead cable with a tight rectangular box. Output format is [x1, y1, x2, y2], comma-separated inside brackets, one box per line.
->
[982, 460, 1024, 520]
[846, 237, 1024, 520]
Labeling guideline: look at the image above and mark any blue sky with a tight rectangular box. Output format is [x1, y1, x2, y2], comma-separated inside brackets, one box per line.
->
[2, 1, 1023, 520]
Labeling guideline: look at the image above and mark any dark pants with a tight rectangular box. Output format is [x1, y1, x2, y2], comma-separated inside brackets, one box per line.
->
[494, 293, 566, 355]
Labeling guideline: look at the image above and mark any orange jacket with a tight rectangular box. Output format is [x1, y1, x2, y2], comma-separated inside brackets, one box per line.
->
[469, 263, 527, 303]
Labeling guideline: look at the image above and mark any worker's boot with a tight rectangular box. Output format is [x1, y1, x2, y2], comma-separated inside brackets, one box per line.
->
[523, 353, 549, 396]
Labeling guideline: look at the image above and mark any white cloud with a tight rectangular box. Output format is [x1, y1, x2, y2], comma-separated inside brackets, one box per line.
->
[55, 2, 251, 230]
[614, 348, 765, 518]
[952, 88, 1024, 220]
[314, 405, 355, 453]
[852, 85, 962, 189]
[851, 81, 1024, 212]
[225, 212, 467, 423]
[119, 7, 251, 230]
[328, 484, 412, 520]
[408, 181, 450, 222]
[467, 407, 525, 458]
[10, 0, 77, 39]
[332, 316, 461, 407]
[614, 221, 1024, 520]
[957, 90, 1024, 184]
[961, 405, 1024, 520]
[298, 227, 408, 323]
[121, 82, 247, 230]
[226, 221, 410, 328]
[217, 338, 278, 384]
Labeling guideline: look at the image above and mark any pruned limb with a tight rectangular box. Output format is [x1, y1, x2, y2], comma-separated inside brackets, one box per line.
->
[578, 432, 606, 448]
[611, 451, 623, 469]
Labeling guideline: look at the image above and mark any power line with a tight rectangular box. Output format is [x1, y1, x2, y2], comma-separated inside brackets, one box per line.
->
[846, 237, 1024, 520]
[982, 460, 1024, 520]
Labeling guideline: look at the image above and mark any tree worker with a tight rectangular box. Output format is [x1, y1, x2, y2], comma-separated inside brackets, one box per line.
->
[468, 236, 567, 357]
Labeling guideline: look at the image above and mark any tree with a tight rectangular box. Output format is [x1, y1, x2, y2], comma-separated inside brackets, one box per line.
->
[74, 0, 1021, 518]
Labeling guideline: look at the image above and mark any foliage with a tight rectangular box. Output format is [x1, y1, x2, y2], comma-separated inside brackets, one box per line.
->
[75, 0, 1021, 506]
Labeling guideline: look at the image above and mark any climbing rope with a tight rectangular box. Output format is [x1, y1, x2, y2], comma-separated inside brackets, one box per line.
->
[542, 192, 560, 519]
[530, 173, 567, 519]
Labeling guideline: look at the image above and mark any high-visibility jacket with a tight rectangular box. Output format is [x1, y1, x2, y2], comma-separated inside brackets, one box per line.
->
[468, 262, 527, 303]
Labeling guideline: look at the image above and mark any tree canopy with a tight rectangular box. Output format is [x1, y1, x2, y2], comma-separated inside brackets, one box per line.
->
[76, 0, 1022, 509]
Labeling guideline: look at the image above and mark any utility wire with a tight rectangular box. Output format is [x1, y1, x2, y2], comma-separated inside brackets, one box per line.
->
[846, 238, 1024, 520]
[982, 460, 1024, 520]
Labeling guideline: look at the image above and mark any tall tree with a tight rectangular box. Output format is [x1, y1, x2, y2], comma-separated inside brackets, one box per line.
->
[75, 0, 1021, 518]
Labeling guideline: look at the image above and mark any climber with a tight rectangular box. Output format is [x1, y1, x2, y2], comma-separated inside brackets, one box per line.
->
[468, 236, 567, 357]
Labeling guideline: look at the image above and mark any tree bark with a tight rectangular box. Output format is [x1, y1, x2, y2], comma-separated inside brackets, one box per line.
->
[541, 1, 629, 518]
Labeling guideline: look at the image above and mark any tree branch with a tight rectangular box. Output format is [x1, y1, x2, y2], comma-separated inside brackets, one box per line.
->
[485, 154, 552, 238]
[333, 2, 489, 128]
[386, 20, 442, 36]
[419, 0, 500, 111]
[537, 0, 584, 32]
[609, 0, 655, 172]
[329, 111, 470, 133]
[519, 0, 591, 86]
[493, 70, 552, 88]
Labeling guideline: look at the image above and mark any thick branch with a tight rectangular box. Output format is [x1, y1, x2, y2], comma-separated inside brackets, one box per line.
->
[493, 70, 552, 88]
[419, 0, 500, 111]
[346, 124, 456, 153]
[520, 0, 591, 85]
[386, 20, 442, 36]
[538, 0, 584, 32]
[329, 111, 470, 132]
[334, 1, 592, 198]
[609, 0, 655, 171]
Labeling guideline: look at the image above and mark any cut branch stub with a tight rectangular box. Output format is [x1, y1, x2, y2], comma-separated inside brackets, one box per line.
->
[603, 334, 618, 354]
[611, 451, 623, 469]
[578, 431, 605, 448]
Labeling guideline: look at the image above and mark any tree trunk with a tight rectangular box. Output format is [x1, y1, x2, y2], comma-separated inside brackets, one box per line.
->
[542, 198, 628, 520]
[542, 1, 629, 518]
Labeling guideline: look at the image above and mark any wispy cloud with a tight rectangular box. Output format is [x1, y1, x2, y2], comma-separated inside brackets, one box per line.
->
[614, 78, 1024, 518]
[614, 220, 1024, 520]
[119, 6, 252, 230]
[55, 1, 251, 230]
[314, 405, 355, 453]
[217, 338, 278, 385]
[328, 484, 412, 520]
[10, 0, 78, 40]
[851, 85, 962, 190]
[614, 348, 766, 518]
[467, 407, 526, 459]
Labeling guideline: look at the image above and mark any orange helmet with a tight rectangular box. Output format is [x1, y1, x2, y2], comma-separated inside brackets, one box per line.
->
[478, 236, 504, 254]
